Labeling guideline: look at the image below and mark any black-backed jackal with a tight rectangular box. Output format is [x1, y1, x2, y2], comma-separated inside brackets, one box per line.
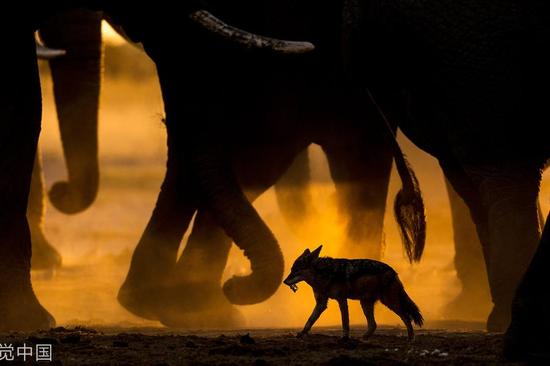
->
[284, 245, 423, 340]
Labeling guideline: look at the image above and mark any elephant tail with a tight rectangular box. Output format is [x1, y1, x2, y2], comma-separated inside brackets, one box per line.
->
[367, 90, 426, 263]
[393, 157, 426, 263]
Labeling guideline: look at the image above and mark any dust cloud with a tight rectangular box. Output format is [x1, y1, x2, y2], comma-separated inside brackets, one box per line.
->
[33, 41, 550, 330]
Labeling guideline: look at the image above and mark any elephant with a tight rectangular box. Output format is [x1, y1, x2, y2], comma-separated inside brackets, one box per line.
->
[2, 2, 318, 331]
[504, 211, 550, 360]
[31, 10, 397, 327]
[28, 8, 103, 270]
[35, 9, 492, 322]
[27, 7, 422, 328]
[115, 1, 425, 328]
[339, 0, 550, 334]
[117, 102, 423, 328]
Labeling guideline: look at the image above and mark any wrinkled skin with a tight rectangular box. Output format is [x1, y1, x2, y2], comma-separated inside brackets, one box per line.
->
[342, 0, 550, 344]
[28, 9, 102, 271]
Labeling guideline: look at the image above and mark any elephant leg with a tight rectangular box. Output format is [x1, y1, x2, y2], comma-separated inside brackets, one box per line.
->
[157, 211, 241, 329]
[27, 150, 62, 270]
[274, 148, 316, 235]
[118, 133, 198, 321]
[156, 139, 309, 327]
[504, 212, 550, 361]
[40, 9, 102, 214]
[0, 30, 55, 331]
[442, 178, 491, 319]
[462, 162, 543, 332]
[321, 131, 393, 260]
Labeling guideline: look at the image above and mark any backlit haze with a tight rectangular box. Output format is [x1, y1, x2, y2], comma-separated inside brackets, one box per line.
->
[34, 24, 550, 331]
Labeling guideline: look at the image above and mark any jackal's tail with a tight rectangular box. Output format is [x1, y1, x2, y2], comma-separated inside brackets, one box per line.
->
[384, 275, 423, 327]
[398, 281, 423, 327]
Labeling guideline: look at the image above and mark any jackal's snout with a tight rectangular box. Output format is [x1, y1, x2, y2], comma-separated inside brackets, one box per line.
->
[284, 245, 323, 293]
[283, 272, 301, 292]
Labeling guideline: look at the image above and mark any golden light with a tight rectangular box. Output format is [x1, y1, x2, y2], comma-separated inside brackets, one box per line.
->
[102, 20, 126, 46]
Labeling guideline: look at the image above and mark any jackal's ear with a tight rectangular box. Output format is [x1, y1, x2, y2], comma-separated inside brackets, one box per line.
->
[303, 248, 311, 256]
[311, 245, 322, 259]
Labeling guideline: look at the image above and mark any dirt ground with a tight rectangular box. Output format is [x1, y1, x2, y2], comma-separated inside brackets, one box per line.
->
[1, 325, 519, 365]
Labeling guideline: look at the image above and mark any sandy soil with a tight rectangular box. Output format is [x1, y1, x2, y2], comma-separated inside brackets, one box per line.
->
[1, 326, 519, 365]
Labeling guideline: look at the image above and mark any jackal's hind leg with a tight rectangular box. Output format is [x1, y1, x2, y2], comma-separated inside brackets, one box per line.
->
[400, 317, 415, 341]
[360, 298, 377, 339]
[298, 294, 328, 338]
[380, 297, 415, 341]
[337, 298, 350, 339]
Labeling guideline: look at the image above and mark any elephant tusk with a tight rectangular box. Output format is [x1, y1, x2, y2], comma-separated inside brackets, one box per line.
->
[35, 32, 66, 59]
[36, 44, 67, 59]
[189, 10, 315, 54]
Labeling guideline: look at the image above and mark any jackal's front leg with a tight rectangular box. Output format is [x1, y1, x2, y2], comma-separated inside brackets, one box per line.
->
[297, 294, 328, 338]
[337, 298, 350, 339]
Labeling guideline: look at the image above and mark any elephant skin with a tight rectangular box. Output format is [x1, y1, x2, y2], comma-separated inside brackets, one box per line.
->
[1, 1, 323, 331]
[27, 9, 103, 271]
[341, 0, 550, 336]
[117, 0, 425, 328]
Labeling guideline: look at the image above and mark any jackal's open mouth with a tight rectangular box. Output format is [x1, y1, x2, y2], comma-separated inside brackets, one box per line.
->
[289, 284, 298, 293]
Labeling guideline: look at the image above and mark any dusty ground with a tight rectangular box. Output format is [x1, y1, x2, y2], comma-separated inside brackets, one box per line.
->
[1, 326, 518, 365]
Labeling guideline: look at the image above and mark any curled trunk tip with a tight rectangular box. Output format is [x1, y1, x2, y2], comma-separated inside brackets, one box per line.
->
[48, 180, 98, 214]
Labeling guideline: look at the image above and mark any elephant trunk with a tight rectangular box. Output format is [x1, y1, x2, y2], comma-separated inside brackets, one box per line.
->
[40, 9, 103, 214]
[189, 142, 284, 305]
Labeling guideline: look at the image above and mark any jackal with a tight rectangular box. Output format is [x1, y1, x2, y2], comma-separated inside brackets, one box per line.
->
[284, 245, 423, 340]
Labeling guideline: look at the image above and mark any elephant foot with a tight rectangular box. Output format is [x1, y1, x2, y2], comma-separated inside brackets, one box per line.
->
[117, 280, 166, 321]
[0, 280, 55, 332]
[503, 298, 550, 361]
[442, 289, 491, 320]
[159, 301, 245, 329]
[118, 280, 224, 319]
[30, 227, 62, 270]
[486, 304, 511, 332]
[120, 279, 246, 329]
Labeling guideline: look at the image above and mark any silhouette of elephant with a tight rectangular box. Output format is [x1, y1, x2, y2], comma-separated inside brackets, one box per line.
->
[504, 211, 550, 360]
[26, 5, 411, 328]
[1, 2, 316, 331]
[36, 3, 519, 327]
[115, 0, 425, 328]
[340, 0, 550, 333]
